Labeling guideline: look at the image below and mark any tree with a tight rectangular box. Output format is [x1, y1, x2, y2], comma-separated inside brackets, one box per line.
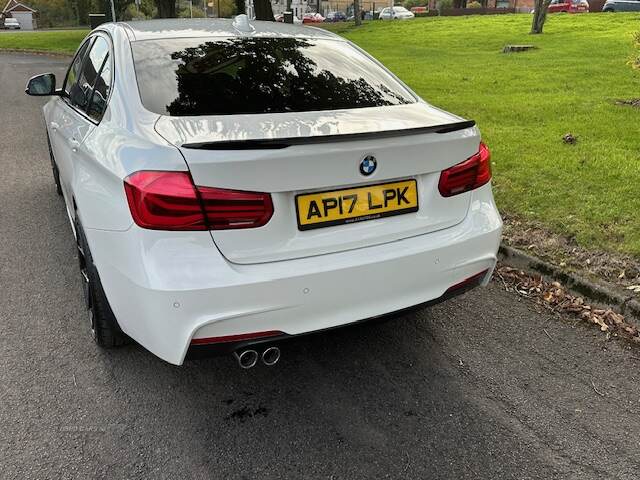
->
[30, 0, 77, 27]
[165, 37, 403, 116]
[104, 0, 135, 21]
[253, 0, 274, 20]
[155, 0, 176, 17]
[70, 0, 93, 25]
[213, 0, 237, 17]
[531, 0, 552, 34]
[139, 0, 157, 17]
[353, 0, 361, 25]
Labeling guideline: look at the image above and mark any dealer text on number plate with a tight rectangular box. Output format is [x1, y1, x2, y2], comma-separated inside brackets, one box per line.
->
[296, 179, 418, 230]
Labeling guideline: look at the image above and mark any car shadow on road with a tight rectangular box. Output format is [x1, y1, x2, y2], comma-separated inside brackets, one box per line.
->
[86, 305, 557, 479]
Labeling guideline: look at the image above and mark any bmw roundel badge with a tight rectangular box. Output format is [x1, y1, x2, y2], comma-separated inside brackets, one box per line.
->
[359, 155, 377, 176]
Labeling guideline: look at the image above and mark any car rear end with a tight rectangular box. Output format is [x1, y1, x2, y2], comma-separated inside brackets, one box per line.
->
[570, 0, 589, 12]
[95, 26, 502, 365]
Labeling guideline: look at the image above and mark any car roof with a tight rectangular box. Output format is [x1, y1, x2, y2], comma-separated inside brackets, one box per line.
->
[115, 18, 342, 42]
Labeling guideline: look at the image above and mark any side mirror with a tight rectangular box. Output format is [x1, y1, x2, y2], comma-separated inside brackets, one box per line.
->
[25, 73, 58, 96]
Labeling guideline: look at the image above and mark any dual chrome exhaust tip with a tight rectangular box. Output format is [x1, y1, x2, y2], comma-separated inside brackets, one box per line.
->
[234, 346, 280, 369]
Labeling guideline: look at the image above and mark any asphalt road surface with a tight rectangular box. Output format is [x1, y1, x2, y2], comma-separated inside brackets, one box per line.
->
[2, 52, 640, 480]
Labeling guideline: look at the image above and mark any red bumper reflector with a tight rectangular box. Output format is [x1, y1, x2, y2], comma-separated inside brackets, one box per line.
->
[446, 269, 489, 293]
[190, 330, 283, 346]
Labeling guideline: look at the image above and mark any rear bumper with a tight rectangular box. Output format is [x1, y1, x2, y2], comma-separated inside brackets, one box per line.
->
[85, 184, 502, 365]
[186, 268, 488, 359]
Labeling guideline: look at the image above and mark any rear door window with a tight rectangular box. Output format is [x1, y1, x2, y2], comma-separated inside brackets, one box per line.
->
[131, 37, 415, 116]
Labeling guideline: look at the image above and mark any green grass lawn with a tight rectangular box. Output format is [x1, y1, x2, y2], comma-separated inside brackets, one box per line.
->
[0, 30, 88, 54]
[324, 14, 640, 257]
[1, 15, 638, 256]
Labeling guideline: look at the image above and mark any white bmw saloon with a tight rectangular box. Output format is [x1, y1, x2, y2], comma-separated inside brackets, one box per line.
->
[26, 16, 502, 367]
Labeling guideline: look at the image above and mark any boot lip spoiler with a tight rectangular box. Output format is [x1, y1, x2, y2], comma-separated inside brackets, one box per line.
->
[180, 120, 476, 151]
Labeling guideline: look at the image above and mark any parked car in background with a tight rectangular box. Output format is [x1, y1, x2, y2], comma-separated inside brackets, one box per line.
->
[3, 17, 20, 29]
[347, 11, 374, 20]
[325, 11, 347, 21]
[274, 13, 303, 23]
[302, 12, 324, 23]
[602, 0, 639, 11]
[547, 0, 589, 12]
[379, 6, 415, 19]
[25, 16, 501, 367]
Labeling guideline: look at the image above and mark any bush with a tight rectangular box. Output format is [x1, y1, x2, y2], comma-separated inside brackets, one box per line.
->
[403, 0, 427, 9]
[178, 5, 206, 17]
[437, 0, 453, 11]
[123, 3, 150, 20]
[467, 0, 482, 7]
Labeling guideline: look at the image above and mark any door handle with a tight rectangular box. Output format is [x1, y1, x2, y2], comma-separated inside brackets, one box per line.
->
[50, 121, 59, 132]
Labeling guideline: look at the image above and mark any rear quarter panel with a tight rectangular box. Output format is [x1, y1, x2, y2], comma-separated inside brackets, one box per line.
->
[72, 26, 187, 232]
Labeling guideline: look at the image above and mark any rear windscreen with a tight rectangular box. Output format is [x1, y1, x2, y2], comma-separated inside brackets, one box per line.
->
[131, 37, 415, 116]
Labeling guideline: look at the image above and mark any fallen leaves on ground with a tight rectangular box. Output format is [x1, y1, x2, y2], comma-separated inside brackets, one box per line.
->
[501, 214, 640, 291]
[495, 265, 640, 342]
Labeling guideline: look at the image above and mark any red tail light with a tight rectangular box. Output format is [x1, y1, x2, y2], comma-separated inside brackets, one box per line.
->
[199, 186, 273, 230]
[124, 171, 273, 231]
[438, 142, 491, 197]
[123, 171, 207, 230]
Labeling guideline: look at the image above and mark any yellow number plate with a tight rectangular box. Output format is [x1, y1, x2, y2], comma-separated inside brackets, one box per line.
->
[296, 179, 418, 231]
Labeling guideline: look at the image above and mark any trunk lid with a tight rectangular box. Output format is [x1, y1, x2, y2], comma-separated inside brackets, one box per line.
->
[155, 103, 480, 264]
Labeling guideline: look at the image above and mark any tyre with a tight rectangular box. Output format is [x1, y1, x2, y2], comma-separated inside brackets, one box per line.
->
[75, 218, 128, 348]
[46, 132, 62, 196]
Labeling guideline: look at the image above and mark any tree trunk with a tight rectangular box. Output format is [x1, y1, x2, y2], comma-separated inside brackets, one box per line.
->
[155, 0, 177, 18]
[254, 0, 275, 20]
[73, 0, 94, 25]
[530, 0, 550, 34]
[354, 0, 361, 25]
